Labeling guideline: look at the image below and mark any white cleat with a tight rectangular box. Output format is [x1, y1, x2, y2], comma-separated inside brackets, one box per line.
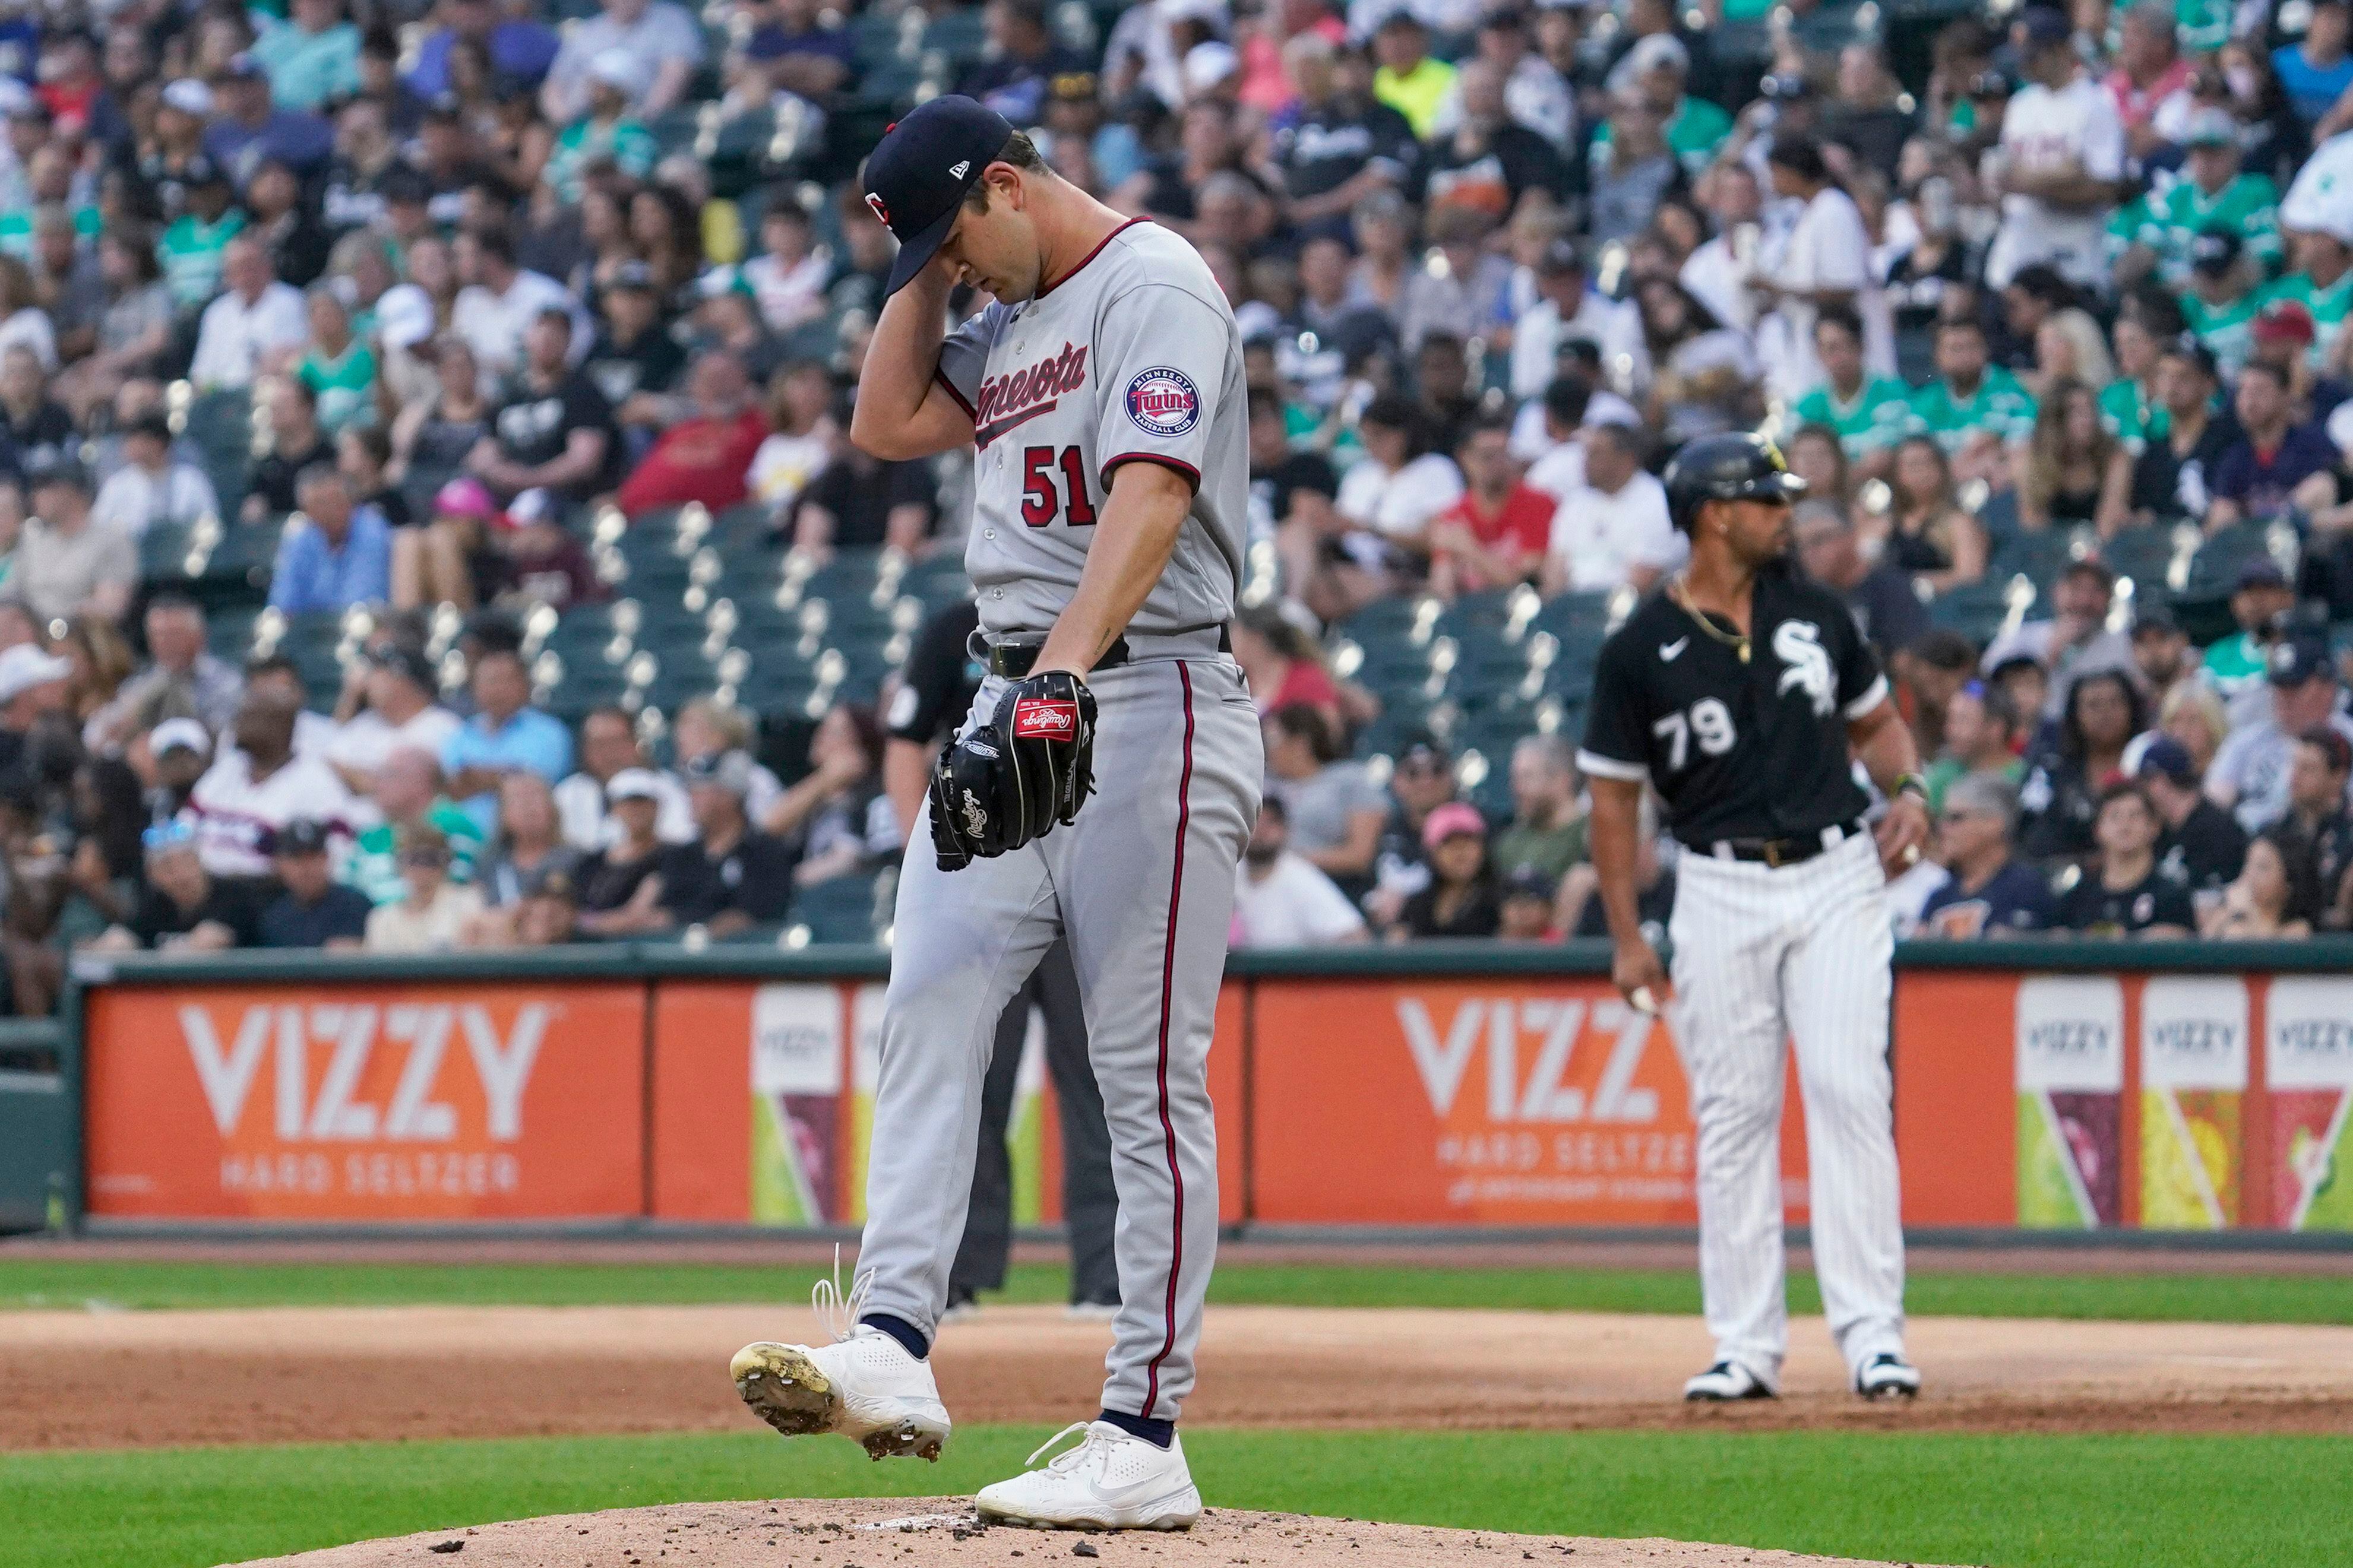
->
[1682, 1359, 1775, 1402]
[1855, 1352, 1922, 1401]
[730, 1262, 952, 1462]
[976, 1421, 1203, 1531]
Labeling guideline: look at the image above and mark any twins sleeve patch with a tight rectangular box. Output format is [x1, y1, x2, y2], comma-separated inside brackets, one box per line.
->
[1124, 367, 1201, 437]
[1011, 698, 1080, 739]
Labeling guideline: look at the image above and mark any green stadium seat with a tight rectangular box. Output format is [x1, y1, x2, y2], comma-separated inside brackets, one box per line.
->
[790, 872, 886, 943]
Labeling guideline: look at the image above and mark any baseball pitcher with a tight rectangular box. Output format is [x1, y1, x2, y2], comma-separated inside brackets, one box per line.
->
[1578, 433, 1928, 1404]
[730, 97, 1260, 1531]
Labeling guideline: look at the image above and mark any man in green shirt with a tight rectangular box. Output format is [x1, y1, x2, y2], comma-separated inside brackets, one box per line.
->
[250, 0, 362, 111]
[1907, 316, 2037, 477]
[1922, 679, 2026, 816]
[1791, 305, 1913, 475]
[157, 160, 245, 314]
[1589, 33, 1730, 176]
[343, 746, 485, 905]
[545, 50, 662, 204]
[2256, 228, 2353, 370]
[2179, 227, 2265, 376]
[2200, 557, 2295, 725]
[1489, 734, 1589, 882]
[2119, 109, 2282, 287]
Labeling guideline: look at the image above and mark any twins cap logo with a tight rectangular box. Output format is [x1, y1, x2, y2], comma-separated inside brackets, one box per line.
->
[949, 159, 970, 178]
[865, 192, 891, 226]
[1124, 366, 1200, 437]
[1012, 698, 1079, 740]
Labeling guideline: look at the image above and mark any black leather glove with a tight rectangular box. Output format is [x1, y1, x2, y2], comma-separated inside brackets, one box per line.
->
[926, 669, 1098, 871]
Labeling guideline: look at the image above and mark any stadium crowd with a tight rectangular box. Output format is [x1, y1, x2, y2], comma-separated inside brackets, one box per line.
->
[0, 0, 2345, 1000]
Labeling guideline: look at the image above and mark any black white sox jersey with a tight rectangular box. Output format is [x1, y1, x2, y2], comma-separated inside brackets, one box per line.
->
[1576, 563, 1887, 843]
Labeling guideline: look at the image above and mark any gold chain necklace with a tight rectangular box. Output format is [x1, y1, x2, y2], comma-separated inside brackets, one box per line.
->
[1669, 574, 1752, 664]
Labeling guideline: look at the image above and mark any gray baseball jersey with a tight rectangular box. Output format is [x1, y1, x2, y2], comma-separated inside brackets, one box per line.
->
[934, 218, 1248, 636]
[853, 217, 1263, 1428]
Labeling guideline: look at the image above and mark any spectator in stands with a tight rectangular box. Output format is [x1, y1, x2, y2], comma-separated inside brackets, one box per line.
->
[1262, 702, 1385, 902]
[1368, 731, 1458, 925]
[1231, 609, 1346, 731]
[187, 686, 358, 884]
[1793, 498, 1930, 661]
[1785, 424, 1852, 511]
[476, 769, 580, 907]
[544, 52, 659, 205]
[615, 350, 767, 520]
[1982, 558, 2136, 721]
[2202, 557, 2296, 726]
[1987, 7, 2125, 293]
[2273, 727, 2353, 918]
[1332, 391, 1462, 572]
[0, 641, 71, 780]
[0, 347, 71, 479]
[2125, 338, 2237, 528]
[205, 52, 335, 181]
[56, 616, 134, 731]
[1916, 775, 2055, 937]
[390, 336, 492, 517]
[575, 767, 673, 936]
[349, 745, 483, 905]
[2210, 360, 2338, 528]
[10, 458, 134, 624]
[364, 823, 487, 951]
[188, 236, 307, 393]
[2019, 378, 2120, 533]
[90, 413, 220, 539]
[2210, 634, 2353, 832]
[1909, 316, 2037, 484]
[1230, 797, 1368, 948]
[451, 229, 590, 384]
[1509, 240, 1645, 405]
[2022, 668, 2145, 864]
[1495, 866, 1560, 941]
[2129, 606, 2196, 715]
[673, 697, 783, 822]
[539, 0, 705, 125]
[443, 646, 571, 832]
[2059, 781, 2196, 937]
[1883, 436, 1986, 592]
[766, 706, 893, 885]
[1489, 732, 1585, 886]
[87, 818, 264, 953]
[1753, 139, 1880, 405]
[258, 817, 372, 949]
[268, 465, 392, 613]
[1428, 415, 1551, 598]
[1925, 679, 2025, 814]
[483, 487, 602, 610]
[1390, 800, 1498, 940]
[2139, 732, 2250, 904]
[2279, 0, 2353, 126]
[294, 286, 375, 435]
[469, 307, 615, 504]
[2204, 822, 2323, 937]
[1792, 306, 1912, 476]
[1538, 421, 1675, 595]
[556, 704, 691, 848]
[86, 596, 243, 755]
[789, 432, 939, 559]
[55, 229, 173, 422]
[484, 861, 584, 947]
[326, 643, 461, 795]
[244, 378, 337, 523]
[659, 749, 798, 935]
[746, 360, 838, 523]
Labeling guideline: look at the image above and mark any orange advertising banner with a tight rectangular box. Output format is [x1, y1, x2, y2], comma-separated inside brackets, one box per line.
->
[1248, 977, 1808, 1226]
[83, 983, 648, 1221]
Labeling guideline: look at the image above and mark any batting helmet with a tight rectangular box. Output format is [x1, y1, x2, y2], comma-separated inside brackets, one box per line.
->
[1662, 432, 1807, 533]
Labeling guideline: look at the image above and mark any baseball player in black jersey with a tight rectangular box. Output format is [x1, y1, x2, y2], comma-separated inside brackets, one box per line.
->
[1577, 433, 1930, 1404]
[882, 601, 1120, 1315]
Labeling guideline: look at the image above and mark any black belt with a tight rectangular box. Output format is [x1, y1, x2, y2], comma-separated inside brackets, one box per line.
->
[982, 625, 1231, 679]
[1678, 820, 1865, 868]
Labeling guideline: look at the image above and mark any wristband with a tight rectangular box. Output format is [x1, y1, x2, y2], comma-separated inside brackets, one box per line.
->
[1892, 771, 1928, 804]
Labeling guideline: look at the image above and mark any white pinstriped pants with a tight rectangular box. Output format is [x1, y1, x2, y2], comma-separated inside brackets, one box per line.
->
[1665, 829, 1906, 1389]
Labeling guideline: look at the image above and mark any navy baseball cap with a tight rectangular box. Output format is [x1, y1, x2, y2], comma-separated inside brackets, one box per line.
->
[861, 96, 1017, 299]
[2269, 634, 2333, 686]
[2020, 7, 2072, 48]
[2137, 736, 2197, 787]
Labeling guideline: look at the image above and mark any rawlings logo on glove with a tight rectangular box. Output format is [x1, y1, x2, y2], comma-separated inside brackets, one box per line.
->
[928, 670, 1098, 870]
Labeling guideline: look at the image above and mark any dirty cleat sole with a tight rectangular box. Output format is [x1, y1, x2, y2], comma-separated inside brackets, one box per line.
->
[730, 1341, 951, 1462]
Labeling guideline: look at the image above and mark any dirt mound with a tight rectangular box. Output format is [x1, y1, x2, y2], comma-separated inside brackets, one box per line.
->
[225, 1498, 1952, 1567]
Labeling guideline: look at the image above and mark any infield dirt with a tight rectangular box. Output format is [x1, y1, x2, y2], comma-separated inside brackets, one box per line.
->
[5, 1301, 2351, 1450]
[225, 1498, 1959, 1567]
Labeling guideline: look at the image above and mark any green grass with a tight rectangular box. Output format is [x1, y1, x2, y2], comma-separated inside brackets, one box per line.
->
[2, 1256, 2348, 1323]
[5, 1426, 2346, 1568]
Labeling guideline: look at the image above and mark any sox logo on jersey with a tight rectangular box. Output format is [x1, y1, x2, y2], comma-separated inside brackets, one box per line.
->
[1772, 622, 1833, 717]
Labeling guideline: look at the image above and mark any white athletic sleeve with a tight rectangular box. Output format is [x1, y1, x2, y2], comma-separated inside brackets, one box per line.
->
[1093, 284, 1229, 490]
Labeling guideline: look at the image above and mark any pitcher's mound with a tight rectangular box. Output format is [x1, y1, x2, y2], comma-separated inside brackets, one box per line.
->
[229, 1498, 1948, 1567]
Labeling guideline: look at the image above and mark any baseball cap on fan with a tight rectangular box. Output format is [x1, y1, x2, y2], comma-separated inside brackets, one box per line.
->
[861, 95, 1017, 299]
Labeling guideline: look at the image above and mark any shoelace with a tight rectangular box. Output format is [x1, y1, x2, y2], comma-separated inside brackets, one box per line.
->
[809, 1243, 875, 1344]
[1023, 1421, 1108, 1473]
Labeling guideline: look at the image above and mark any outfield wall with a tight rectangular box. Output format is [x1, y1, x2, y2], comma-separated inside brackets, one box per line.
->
[53, 942, 2353, 1236]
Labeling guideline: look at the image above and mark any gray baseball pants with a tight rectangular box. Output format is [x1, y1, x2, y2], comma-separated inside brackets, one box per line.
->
[858, 648, 1261, 1422]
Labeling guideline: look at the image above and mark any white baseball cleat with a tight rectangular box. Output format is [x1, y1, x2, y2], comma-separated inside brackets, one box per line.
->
[730, 1259, 953, 1462]
[975, 1421, 1203, 1531]
[1855, 1353, 1922, 1400]
[1682, 1360, 1775, 1401]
